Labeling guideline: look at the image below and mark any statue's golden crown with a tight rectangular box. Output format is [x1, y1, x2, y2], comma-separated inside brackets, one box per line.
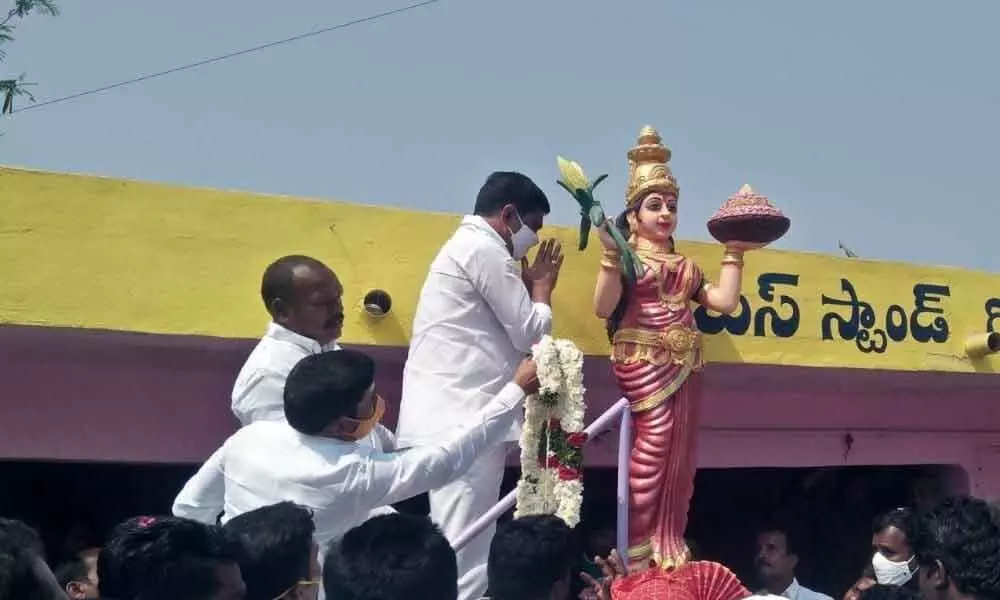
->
[625, 125, 679, 207]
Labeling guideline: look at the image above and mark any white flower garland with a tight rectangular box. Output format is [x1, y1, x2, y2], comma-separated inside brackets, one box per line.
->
[514, 335, 587, 528]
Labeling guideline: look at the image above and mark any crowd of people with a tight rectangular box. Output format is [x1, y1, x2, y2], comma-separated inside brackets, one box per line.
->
[2, 171, 999, 600]
[3, 494, 1000, 600]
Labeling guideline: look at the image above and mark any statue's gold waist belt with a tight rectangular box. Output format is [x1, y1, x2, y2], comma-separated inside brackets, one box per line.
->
[611, 325, 701, 367]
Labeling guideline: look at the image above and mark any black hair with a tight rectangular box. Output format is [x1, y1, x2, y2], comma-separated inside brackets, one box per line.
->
[53, 552, 91, 589]
[473, 171, 551, 217]
[873, 507, 918, 544]
[260, 255, 333, 314]
[758, 521, 802, 557]
[97, 516, 244, 600]
[224, 502, 316, 600]
[323, 513, 457, 600]
[284, 349, 376, 435]
[487, 515, 577, 600]
[912, 496, 1000, 600]
[605, 206, 677, 342]
[0, 518, 56, 600]
[859, 584, 921, 600]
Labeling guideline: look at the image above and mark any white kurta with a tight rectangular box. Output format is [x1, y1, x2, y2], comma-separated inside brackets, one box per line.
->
[780, 579, 835, 600]
[173, 381, 527, 557]
[230, 322, 393, 452]
[396, 216, 552, 446]
[395, 215, 553, 600]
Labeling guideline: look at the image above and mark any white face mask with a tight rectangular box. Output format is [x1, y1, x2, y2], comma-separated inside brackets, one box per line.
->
[872, 552, 917, 585]
[508, 210, 539, 259]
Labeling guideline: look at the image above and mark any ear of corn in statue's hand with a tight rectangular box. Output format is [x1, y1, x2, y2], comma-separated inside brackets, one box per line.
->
[556, 156, 644, 284]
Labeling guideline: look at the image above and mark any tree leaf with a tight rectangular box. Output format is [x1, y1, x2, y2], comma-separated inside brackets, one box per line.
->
[15, 0, 60, 18]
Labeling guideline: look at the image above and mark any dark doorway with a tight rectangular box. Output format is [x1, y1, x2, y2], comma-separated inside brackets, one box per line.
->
[0, 460, 194, 565]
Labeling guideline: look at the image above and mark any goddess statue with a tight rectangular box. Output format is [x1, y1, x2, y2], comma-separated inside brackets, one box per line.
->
[592, 126, 760, 572]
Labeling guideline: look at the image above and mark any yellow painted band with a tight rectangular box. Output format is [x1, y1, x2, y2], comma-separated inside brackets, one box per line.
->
[1, 167, 997, 374]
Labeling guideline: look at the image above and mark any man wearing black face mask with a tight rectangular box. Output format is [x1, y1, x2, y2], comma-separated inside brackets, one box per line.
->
[395, 171, 564, 600]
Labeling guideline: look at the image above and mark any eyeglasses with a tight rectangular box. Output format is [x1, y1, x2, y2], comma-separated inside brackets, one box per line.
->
[271, 579, 320, 600]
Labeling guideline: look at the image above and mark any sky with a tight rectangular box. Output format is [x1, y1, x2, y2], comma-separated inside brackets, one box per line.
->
[2, 0, 998, 271]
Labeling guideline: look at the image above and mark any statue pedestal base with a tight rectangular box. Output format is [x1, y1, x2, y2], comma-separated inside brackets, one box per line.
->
[611, 561, 750, 600]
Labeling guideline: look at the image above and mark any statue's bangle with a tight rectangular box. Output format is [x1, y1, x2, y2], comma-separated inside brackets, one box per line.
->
[600, 258, 621, 271]
[721, 251, 744, 268]
[602, 248, 620, 260]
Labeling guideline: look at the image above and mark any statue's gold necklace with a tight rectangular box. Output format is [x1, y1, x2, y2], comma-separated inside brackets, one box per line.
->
[633, 237, 682, 272]
[632, 237, 689, 311]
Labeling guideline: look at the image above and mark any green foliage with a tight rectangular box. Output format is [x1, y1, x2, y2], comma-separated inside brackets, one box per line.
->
[1, 0, 59, 115]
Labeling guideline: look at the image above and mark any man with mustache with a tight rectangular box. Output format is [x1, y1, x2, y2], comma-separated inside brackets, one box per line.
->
[231, 256, 395, 454]
[232, 255, 345, 423]
[755, 526, 832, 600]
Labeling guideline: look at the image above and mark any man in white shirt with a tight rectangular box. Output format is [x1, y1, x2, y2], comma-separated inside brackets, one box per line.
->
[755, 527, 833, 600]
[395, 171, 564, 600]
[231, 255, 394, 453]
[232, 255, 345, 425]
[172, 348, 540, 563]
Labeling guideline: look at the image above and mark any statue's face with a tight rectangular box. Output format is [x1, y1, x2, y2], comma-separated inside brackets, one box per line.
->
[635, 191, 677, 242]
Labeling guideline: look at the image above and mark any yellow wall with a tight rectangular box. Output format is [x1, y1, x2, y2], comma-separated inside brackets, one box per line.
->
[2, 166, 998, 374]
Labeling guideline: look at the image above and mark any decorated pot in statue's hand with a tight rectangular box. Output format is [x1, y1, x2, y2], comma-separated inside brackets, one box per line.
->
[706, 184, 790, 246]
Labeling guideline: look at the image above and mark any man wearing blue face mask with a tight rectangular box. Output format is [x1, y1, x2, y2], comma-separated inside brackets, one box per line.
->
[396, 171, 564, 600]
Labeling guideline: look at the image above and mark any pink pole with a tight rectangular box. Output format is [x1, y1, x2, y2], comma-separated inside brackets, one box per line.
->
[452, 398, 629, 551]
[616, 404, 631, 559]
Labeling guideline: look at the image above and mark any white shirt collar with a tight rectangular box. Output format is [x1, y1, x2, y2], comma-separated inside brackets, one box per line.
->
[783, 579, 802, 600]
[265, 322, 333, 354]
[461, 215, 508, 249]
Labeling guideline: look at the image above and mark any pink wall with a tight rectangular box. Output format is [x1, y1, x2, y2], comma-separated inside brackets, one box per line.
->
[2, 325, 999, 497]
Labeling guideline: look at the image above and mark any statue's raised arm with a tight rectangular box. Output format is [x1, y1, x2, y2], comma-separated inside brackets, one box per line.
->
[556, 156, 645, 283]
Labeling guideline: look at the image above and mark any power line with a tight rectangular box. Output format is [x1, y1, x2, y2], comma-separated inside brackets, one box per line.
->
[15, 0, 444, 114]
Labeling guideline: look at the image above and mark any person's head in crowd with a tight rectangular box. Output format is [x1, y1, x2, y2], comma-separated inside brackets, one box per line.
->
[472, 171, 551, 260]
[755, 524, 801, 593]
[912, 496, 1000, 600]
[261, 255, 344, 346]
[323, 513, 457, 600]
[0, 517, 66, 600]
[55, 546, 101, 599]
[98, 515, 246, 600]
[487, 515, 577, 600]
[283, 349, 384, 442]
[872, 508, 919, 586]
[859, 584, 921, 600]
[224, 502, 320, 600]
